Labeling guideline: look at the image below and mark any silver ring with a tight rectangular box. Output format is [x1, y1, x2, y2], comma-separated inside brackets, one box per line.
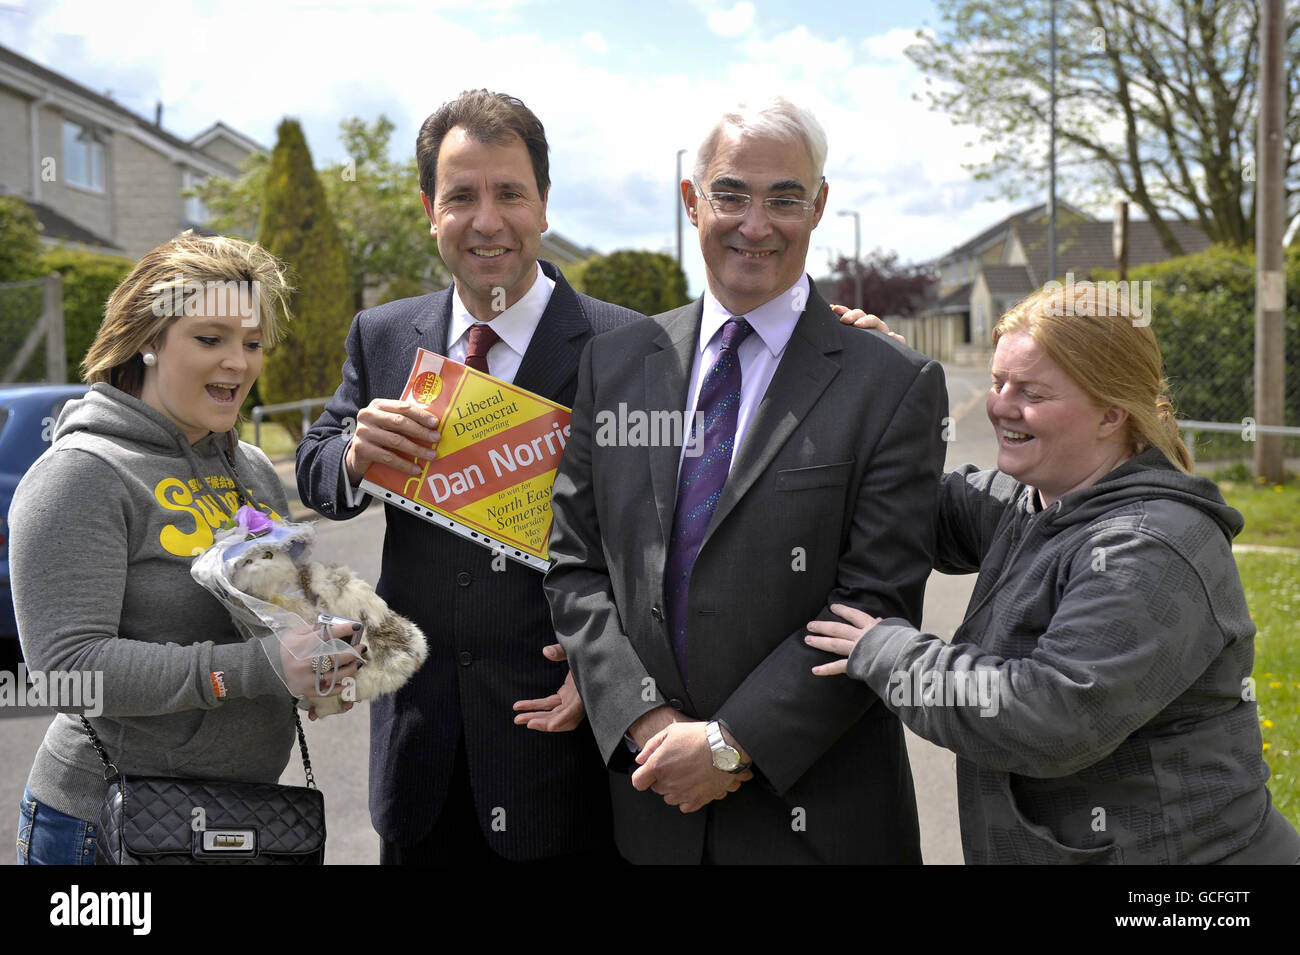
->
[311, 655, 334, 675]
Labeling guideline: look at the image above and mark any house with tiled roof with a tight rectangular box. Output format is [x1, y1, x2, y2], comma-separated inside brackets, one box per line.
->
[0, 43, 263, 259]
[932, 202, 1211, 361]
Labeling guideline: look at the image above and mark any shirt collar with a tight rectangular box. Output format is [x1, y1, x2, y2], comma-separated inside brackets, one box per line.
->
[450, 262, 555, 353]
[699, 273, 810, 358]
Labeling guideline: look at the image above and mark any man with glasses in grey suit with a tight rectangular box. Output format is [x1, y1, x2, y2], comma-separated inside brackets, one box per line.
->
[545, 97, 948, 864]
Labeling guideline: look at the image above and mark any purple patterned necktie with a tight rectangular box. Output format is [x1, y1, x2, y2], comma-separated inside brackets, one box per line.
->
[664, 317, 752, 685]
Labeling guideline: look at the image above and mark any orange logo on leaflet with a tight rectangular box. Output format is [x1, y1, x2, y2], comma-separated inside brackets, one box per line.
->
[412, 371, 443, 404]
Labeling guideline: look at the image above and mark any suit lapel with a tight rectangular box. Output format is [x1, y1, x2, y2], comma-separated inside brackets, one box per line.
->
[408, 287, 454, 380]
[703, 290, 842, 544]
[646, 301, 702, 549]
[512, 262, 590, 402]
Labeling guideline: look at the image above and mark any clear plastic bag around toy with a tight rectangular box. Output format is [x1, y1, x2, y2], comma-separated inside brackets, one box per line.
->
[190, 505, 363, 699]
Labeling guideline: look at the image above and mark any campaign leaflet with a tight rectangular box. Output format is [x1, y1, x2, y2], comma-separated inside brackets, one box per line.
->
[359, 347, 570, 572]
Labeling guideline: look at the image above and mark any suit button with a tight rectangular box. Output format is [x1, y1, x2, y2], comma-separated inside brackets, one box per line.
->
[650, 606, 663, 621]
[456, 572, 472, 587]
[458, 651, 472, 667]
[668, 699, 684, 711]
[322, 502, 334, 514]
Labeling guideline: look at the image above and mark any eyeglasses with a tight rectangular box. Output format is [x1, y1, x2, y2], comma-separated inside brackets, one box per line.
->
[693, 178, 824, 221]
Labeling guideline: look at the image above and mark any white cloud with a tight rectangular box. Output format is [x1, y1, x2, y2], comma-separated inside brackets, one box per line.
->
[705, 1, 755, 38]
[0, 0, 1024, 295]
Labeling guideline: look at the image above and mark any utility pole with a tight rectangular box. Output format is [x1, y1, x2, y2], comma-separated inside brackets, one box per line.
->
[1255, 0, 1286, 482]
[838, 209, 861, 309]
[1047, 0, 1057, 284]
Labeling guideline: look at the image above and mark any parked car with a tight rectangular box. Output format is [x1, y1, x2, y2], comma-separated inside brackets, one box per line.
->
[1, 384, 89, 656]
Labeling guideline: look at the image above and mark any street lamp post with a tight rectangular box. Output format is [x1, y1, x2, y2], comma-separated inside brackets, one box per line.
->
[675, 148, 687, 271]
[838, 209, 862, 309]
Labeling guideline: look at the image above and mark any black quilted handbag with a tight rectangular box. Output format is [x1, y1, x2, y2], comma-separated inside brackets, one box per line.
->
[82, 702, 325, 865]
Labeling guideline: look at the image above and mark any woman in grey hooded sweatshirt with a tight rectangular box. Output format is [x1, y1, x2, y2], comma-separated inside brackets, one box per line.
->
[12, 234, 359, 864]
[811, 284, 1300, 864]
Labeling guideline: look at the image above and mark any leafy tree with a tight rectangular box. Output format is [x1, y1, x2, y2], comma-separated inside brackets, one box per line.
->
[192, 151, 267, 240]
[320, 116, 445, 311]
[569, 250, 689, 315]
[191, 115, 441, 312]
[828, 249, 937, 316]
[908, 0, 1299, 252]
[256, 119, 353, 437]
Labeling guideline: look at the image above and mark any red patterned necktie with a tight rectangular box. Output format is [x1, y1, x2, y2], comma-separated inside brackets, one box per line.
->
[464, 323, 500, 374]
[664, 317, 752, 686]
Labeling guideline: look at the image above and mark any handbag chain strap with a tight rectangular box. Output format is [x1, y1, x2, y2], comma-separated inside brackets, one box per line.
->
[80, 700, 317, 789]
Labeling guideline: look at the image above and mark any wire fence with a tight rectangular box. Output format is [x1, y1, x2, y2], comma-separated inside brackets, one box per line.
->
[1166, 347, 1300, 474]
[0, 278, 49, 382]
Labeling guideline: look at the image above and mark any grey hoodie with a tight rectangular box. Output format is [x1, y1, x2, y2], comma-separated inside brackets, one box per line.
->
[847, 449, 1300, 864]
[9, 383, 295, 823]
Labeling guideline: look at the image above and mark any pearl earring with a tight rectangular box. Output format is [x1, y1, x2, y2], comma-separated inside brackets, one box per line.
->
[142, 352, 157, 367]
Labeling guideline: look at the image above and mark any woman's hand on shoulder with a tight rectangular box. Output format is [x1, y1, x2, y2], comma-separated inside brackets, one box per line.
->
[829, 305, 906, 344]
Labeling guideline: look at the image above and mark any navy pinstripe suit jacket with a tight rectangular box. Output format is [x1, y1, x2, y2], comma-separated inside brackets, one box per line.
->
[296, 261, 643, 858]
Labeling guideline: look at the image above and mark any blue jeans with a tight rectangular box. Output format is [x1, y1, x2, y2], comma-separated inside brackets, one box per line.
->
[16, 785, 98, 865]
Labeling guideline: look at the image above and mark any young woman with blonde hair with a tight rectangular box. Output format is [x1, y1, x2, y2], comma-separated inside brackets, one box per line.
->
[12, 233, 358, 864]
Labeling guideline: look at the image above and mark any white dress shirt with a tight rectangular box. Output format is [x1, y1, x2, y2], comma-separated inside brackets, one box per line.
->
[676, 273, 810, 478]
[341, 262, 556, 506]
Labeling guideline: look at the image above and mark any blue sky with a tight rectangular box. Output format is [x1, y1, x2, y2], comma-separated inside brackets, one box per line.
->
[1, 0, 1036, 296]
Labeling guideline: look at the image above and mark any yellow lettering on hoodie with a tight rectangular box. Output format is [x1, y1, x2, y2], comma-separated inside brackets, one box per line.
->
[155, 478, 213, 555]
[156, 474, 284, 556]
[191, 493, 228, 529]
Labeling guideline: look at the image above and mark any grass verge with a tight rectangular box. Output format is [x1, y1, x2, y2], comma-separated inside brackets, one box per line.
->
[1235, 549, 1300, 830]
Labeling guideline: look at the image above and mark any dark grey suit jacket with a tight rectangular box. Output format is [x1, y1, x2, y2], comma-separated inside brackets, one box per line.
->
[296, 261, 642, 859]
[544, 282, 949, 863]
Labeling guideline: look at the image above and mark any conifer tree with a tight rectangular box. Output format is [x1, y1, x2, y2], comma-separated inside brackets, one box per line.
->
[256, 119, 352, 435]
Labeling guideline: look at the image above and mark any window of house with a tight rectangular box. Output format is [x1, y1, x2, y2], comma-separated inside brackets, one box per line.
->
[63, 119, 106, 192]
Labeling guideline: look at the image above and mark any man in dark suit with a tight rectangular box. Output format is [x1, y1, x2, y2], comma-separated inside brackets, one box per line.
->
[543, 97, 949, 863]
[296, 90, 641, 863]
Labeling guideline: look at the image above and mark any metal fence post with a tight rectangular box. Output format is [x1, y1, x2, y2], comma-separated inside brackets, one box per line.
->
[43, 273, 65, 384]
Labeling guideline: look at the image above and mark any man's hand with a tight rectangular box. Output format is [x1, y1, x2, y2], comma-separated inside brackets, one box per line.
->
[344, 398, 441, 483]
[513, 645, 585, 732]
[804, 602, 883, 676]
[627, 703, 690, 749]
[829, 304, 906, 345]
[630, 721, 753, 813]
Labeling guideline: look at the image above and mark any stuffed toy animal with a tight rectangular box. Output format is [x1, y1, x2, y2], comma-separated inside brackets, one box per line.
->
[227, 544, 428, 717]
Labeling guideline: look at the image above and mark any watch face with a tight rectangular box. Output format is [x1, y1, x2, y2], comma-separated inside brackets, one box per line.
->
[712, 748, 740, 772]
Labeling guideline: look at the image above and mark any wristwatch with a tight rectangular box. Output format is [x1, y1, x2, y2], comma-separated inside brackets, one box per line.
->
[706, 720, 748, 774]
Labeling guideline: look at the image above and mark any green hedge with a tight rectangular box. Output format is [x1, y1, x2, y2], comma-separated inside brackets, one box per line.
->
[1092, 245, 1300, 427]
[565, 250, 688, 316]
[41, 247, 136, 383]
